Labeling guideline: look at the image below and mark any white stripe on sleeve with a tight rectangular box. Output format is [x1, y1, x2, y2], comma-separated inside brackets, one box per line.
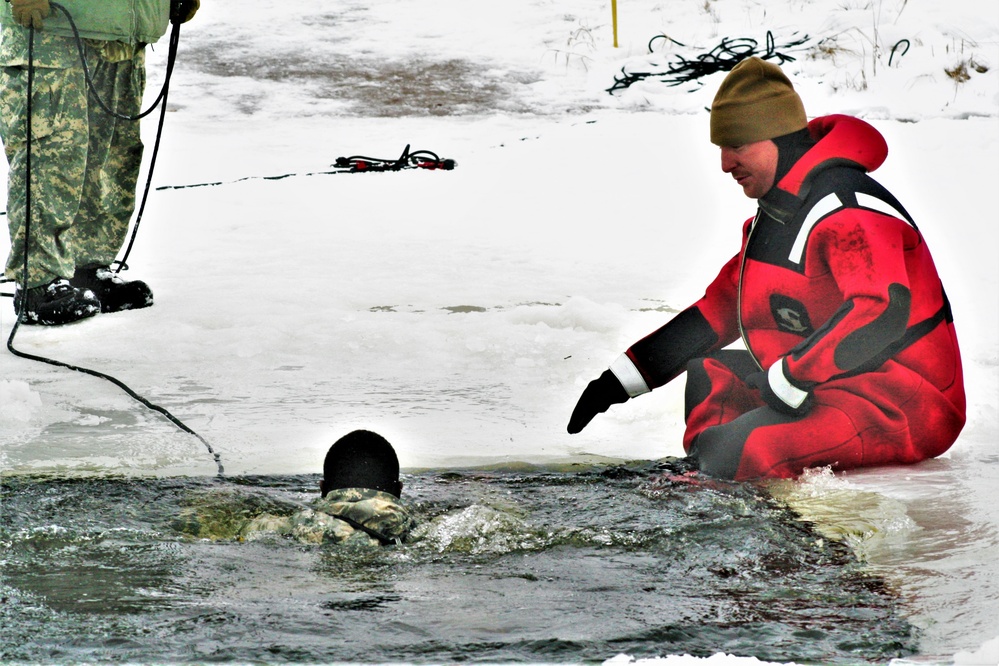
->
[610, 353, 651, 397]
[768, 361, 809, 409]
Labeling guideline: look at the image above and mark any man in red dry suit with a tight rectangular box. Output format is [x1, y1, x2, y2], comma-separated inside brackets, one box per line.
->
[567, 57, 966, 481]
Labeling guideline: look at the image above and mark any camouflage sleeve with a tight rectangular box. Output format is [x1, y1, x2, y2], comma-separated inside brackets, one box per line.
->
[238, 514, 292, 541]
[318, 488, 417, 543]
[285, 509, 355, 545]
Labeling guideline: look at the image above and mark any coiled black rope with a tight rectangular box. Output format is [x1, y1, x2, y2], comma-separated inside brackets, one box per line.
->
[333, 144, 456, 173]
[5, 14, 223, 477]
[608, 30, 811, 94]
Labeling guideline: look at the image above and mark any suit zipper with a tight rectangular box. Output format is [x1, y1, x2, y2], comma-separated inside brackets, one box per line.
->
[738, 210, 765, 372]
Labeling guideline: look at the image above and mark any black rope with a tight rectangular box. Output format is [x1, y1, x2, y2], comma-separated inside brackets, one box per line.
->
[6, 16, 223, 477]
[888, 39, 910, 68]
[608, 30, 810, 94]
[20, 22, 35, 326]
[149, 143, 456, 191]
[1, 144, 456, 210]
[329, 512, 402, 546]
[6, 331, 225, 474]
[50, 1, 178, 122]
[112, 23, 178, 275]
[333, 143, 456, 173]
[152, 169, 340, 191]
[647, 34, 687, 53]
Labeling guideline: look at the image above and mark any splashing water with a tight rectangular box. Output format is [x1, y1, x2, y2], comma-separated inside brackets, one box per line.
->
[1, 465, 916, 664]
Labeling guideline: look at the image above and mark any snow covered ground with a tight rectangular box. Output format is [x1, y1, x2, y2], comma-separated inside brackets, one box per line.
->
[2, 0, 998, 663]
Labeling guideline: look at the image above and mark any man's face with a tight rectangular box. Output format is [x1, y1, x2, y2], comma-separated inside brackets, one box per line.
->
[720, 140, 779, 199]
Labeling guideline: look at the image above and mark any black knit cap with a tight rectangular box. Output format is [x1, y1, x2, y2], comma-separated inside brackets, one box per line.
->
[323, 430, 401, 497]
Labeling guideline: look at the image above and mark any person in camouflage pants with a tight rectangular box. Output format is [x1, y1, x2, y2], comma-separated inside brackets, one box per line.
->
[0, 0, 198, 325]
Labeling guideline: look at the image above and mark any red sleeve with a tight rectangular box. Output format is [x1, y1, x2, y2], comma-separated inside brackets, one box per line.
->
[686, 216, 755, 350]
[621, 221, 749, 391]
[688, 250, 743, 349]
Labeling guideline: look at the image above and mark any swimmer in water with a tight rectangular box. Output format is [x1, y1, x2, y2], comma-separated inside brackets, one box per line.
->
[174, 430, 415, 546]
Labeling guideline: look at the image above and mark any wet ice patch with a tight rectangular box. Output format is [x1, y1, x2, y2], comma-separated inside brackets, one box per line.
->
[953, 635, 999, 666]
[767, 467, 918, 563]
[73, 413, 112, 427]
[510, 296, 634, 333]
[182, 49, 541, 118]
[0, 380, 42, 424]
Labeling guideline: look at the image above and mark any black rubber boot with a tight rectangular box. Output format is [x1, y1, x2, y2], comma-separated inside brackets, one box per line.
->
[13, 278, 101, 326]
[71, 266, 154, 313]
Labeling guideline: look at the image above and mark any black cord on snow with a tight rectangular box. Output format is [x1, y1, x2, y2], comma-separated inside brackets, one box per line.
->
[607, 30, 811, 94]
[149, 144, 456, 191]
[6, 324, 225, 475]
[647, 34, 688, 53]
[6, 20, 223, 477]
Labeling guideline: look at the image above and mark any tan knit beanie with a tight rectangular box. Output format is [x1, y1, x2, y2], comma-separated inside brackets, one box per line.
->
[710, 57, 807, 146]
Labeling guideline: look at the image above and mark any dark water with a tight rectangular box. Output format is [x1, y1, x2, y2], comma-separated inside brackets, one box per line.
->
[1, 462, 915, 664]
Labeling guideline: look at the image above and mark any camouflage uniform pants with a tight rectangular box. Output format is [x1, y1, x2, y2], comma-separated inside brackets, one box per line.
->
[1, 43, 145, 289]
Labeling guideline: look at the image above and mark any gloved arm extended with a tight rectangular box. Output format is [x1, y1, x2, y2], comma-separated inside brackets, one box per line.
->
[566, 370, 630, 434]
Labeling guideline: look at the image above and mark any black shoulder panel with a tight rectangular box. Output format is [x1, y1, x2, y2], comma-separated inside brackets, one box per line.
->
[811, 166, 918, 229]
[630, 307, 719, 388]
[834, 283, 912, 371]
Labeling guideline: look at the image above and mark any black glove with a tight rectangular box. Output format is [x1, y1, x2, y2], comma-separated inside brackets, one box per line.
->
[170, 0, 199, 24]
[746, 370, 813, 417]
[567, 370, 630, 434]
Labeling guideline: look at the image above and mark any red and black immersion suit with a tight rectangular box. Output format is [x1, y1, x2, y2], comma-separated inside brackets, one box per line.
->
[611, 115, 965, 480]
